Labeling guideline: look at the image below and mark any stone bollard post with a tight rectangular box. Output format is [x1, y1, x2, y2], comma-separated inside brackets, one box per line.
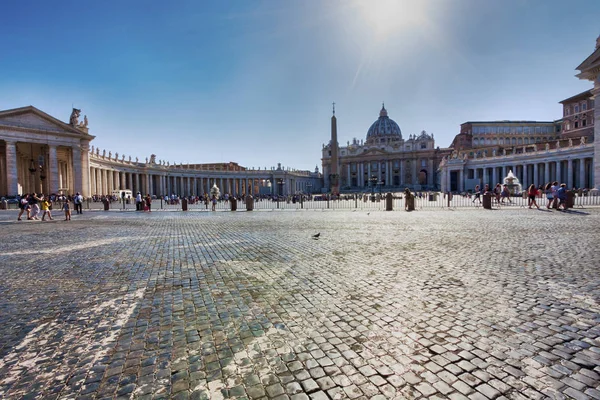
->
[246, 195, 254, 211]
[385, 193, 393, 211]
[182, 198, 188, 211]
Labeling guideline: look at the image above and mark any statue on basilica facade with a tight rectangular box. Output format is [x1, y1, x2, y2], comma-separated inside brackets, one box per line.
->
[136, 157, 139, 163]
[91, 145, 94, 154]
[115, 152, 119, 160]
[102, 149, 106, 157]
[96, 147, 100, 155]
[580, 136, 586, 145]
[69, 108, 81, 126]
[545, 143, 550, 151]
[150, 154, 156, 164]
[556, 140, 560, 149]
[108, 151, 112, 159]
[128, 156, 131, 162]
[568, 138, 573, 147]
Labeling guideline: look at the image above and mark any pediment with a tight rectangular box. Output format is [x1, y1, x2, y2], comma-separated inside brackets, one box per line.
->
[0, 106, 86, 135]
[576, 47, 600, 73]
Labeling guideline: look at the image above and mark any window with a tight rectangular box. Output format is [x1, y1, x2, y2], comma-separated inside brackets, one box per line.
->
[485, 127, 491, 134]
[565, 107, 570, 116]
[524, 138, 529, 144]
[583, 120, 587, 127]
[511, 138, 517, 145]
[517, 127, 522, 134]
[381, 162, 386, 171]
[582, 103, 587, 111]
[517, 138, 522, 145]
[575, 121, 579, 129]
[504, 127, 510, 134]
[574, 105, 579, 113]
[420, 143, 426, 149]
[535, 127, 541, 134]
[491, 127, 497, 134]
[523, 127, 530, 134]
[393, 161, 399, 168]
[566, 123, 571, 130]
[421, 160, 427, 167]
[371, 162, 378, 171]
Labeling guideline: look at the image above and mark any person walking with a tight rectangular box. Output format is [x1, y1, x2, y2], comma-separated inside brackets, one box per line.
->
[472, 185, 482, 204]
[527, 184, 540, 209]
[63, 199, 72, 221]
[41, 196, 54, 221]
[29, 193, 42, 220]
[550, 181, 560, 209]
[557, 183, 568, 210]
[500, 185, 512, 204]
[211, 194, 217, 211]
[17, 194, 30, 221]
[493, 184, 502, 204]
[544, 182, 554, 208]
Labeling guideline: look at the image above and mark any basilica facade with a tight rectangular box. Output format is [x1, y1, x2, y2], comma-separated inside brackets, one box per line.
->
[322, 105, 450, 192]
[0, 106, 322, 198]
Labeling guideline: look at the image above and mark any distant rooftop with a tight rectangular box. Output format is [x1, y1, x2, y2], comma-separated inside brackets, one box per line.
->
[461, 120, 555, 125]
[559, 90, 593, 104]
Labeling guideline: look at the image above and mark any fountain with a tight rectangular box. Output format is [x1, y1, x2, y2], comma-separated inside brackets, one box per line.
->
[503, 170, 522, 195]
[210, 184, 220, 199]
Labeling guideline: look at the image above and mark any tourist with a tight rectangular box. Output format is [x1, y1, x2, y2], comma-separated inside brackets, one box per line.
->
[557, 183, 568, 210]
[17, 194, 30, 221]
[41, 196, 54, 221]
[493, 184, 502, 204]
[472, 185, 481, 204]
[500, 185, 512, 204]
[550, 181, 560, 209]
[29, 192, 42, 220]
[145, 194, 152, 212]
[527, 184, 540, 209]
[544, 183, 554, 208]
[62, 198, 72, 221]
[73, 192, 84, 214]
[211, 194, 217, 211]
[136, 192, 142, 211]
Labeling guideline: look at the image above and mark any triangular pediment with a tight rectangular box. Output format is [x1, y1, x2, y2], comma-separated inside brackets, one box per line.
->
[576, 47, 600, 72]
[0, 106, 89, 136]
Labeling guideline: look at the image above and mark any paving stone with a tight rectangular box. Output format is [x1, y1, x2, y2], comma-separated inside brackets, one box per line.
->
[0, 210, 598, 399]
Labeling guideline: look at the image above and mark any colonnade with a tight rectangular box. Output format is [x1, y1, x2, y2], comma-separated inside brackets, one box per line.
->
[442, 152, 594, 193]
[337, 158, 438, 189]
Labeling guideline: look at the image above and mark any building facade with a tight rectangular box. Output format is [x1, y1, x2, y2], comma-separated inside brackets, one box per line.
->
[322, 105, 450, 192]
[0, 107, 322, 198]
[440, 36, 600, 192]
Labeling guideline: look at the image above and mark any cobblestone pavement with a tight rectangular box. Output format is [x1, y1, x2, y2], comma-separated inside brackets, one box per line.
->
[1, 208, 600, 400]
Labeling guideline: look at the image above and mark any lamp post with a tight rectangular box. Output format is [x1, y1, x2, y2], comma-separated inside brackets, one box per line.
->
[277, 178, 284, 197]
[369, 175, 378, 202]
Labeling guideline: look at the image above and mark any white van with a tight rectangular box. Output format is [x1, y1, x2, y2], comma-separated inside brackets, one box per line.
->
[112, 189, 133, 201]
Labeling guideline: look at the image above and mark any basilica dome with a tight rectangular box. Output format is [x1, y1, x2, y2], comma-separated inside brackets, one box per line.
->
[366, 105, 402, 140]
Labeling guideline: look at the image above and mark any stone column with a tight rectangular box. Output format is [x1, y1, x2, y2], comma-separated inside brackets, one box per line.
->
[522, 164, 528, 188]
[72, 145, 82, 195]
[127, 173, 133, 192]
[5, 140, 19, 195]
[567, 159, 573, 188]
[579, 159, 587, 188]
[556, 160, 562, 184]
[593, 77, 600, 189]
[48, 145, 59, 195]
[492, 167, 497, 186]
[544, 162, 549, 184]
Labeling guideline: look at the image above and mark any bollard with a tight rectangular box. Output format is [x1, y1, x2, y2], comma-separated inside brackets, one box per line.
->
[566, 191, 575, 210]
[482, 193, 492, 209]
[182, 198, 188, 211]
[103, 199, 110, 211]
[246, 195, 254, 211]
[230, 197, 237, 211]
[385, 193, 393, 211]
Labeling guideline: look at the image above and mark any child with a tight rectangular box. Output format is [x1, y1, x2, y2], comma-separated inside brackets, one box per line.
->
[557, 183, 568, 210]
[41, 197, 54, 221]
[63, 199, 72, 221]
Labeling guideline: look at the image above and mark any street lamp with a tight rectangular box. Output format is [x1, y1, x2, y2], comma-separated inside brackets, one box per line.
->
[369, 175, 378, 202]
[276, 178, 284, 196]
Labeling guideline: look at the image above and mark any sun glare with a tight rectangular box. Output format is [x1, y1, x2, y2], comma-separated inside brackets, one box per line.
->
[354, 0, 427, 41]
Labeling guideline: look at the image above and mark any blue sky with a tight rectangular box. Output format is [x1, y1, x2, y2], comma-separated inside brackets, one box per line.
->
[1, 0, 598, 171]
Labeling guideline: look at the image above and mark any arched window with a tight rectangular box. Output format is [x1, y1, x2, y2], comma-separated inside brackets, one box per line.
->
[511, 138, 517, 145]
[517, 138, 522, 145]
[524, 138, 529, 144]
[499, 138, 504, 145]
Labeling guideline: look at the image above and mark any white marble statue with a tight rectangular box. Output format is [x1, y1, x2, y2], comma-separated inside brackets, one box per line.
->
[580, 136, 586, 145]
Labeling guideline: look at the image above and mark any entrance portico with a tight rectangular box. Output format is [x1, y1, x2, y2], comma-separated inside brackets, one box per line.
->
[0, 106, 94, 197]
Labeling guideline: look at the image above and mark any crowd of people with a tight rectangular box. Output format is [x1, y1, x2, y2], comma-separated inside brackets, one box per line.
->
[16, 192, 84, 222]
[470, 182, 573, 210]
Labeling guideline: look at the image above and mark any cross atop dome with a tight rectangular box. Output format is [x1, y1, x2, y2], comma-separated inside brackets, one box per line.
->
[379, 103, 388, 117]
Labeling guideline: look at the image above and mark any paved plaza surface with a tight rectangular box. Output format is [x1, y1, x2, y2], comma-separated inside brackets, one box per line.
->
[1, 209, 600, 400]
